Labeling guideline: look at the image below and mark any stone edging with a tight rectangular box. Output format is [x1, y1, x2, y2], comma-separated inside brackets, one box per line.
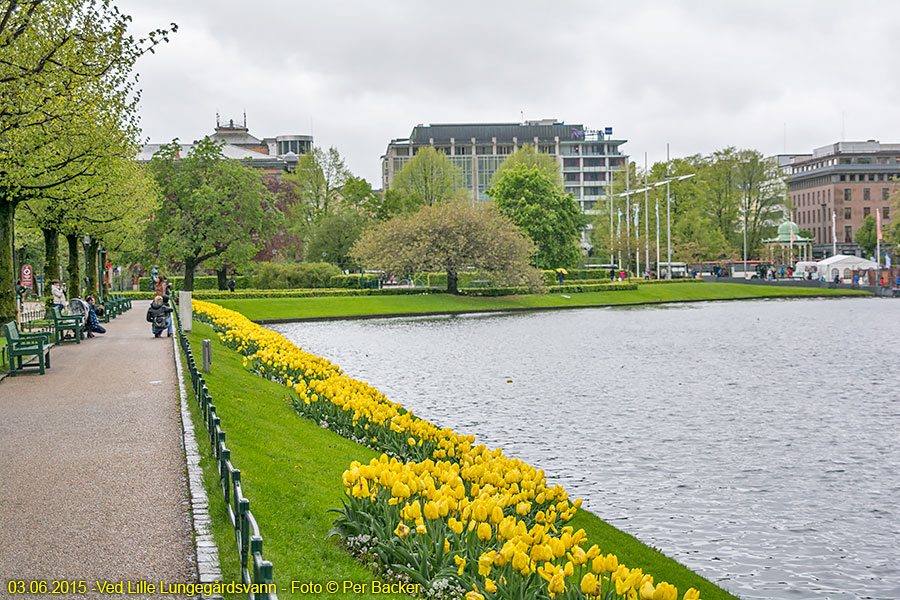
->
[173, 333, 224, 598]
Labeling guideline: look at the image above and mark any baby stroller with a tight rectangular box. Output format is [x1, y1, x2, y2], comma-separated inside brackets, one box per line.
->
[66, 298, 91, 331]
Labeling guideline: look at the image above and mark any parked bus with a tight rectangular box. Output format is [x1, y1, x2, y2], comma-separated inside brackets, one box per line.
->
[656, 262, 691, 278]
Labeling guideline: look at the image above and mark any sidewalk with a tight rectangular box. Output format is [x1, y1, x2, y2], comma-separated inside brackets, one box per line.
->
[0, 301, 195, 595]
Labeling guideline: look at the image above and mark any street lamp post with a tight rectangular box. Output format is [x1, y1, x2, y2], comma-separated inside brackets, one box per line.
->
[821, 202, 827, 257]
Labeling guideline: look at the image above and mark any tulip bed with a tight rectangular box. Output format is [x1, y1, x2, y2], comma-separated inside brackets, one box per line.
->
[192, 300, 713, 600]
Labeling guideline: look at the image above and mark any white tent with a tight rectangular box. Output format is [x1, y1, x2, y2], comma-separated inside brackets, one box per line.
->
[816, 255, 879, 282]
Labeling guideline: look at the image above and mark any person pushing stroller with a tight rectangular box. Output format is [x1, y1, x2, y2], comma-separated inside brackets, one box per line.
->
[146, 295, 173, 338]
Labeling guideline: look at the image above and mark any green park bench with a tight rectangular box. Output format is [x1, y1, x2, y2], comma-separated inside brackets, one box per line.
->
[51, 306, 83, 344]
[101, 299, 117, 321]
[3, 321, 52, 376]
[111, 294, 130, 311]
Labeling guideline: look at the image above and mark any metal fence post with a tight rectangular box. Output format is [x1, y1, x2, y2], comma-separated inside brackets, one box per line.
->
[202, 339, 211, 373]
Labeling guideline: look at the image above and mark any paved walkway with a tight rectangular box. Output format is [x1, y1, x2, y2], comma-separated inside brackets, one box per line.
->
[0, 301, 195, 597]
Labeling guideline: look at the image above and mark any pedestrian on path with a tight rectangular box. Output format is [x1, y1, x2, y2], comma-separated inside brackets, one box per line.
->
[147, 295, 174, 338]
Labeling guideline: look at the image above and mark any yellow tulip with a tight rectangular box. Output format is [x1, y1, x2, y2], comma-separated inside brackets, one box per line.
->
[548, 573, 566, 596]
[423, 501, 439, 520]
[443, 539, 450, 553]
[454, 555, 466, 575]
[477, 522, 492, 541]
[484, 578, 497, 593]
[653, 582, 678, 600]
[682, 588, 701, 600]
[394, 522, 410, 538]
[478, 552, 494, 576]
[465, 592, 484, 600]
[640, 581, 656, 600]
[581, 573, 599, 596]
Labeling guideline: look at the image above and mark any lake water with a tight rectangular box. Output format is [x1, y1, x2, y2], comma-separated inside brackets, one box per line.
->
[272, 298, 900, 600]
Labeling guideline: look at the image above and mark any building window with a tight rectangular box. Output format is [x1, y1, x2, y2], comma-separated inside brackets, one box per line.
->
[476, 145, 493, 155]
[583, 157, 602, 167]
[840, 174, 846, 181]
[844, 188, 852, 202]
[883, 187, 890, 201]
[455, 146, 468, 155]
[864, 207, 871, 218]
[563, 158, 580, 169]
[395, 147, 409, 156]
[496, 145, 512, 155]
[566, 187, 581, 198]
[844, 225, 853, 243]
[844, 207, 852, 220]
[884, 206, 891, 220]
[565, 173, 581, 182]
[435, 147, 450, 155]
[540, 144, 555, 154]
[864, 188, 871, 201]
[584, 186, 602, 196]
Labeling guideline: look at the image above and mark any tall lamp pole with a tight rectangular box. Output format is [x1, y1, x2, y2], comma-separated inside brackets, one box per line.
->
[644, 152, 650, 275]
[666, 144, 672, 279]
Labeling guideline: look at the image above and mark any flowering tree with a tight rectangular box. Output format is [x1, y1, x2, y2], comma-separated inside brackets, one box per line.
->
[350, 200, 541, 294]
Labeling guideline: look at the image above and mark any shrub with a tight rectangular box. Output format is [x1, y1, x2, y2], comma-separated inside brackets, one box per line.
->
[329, 274, 381, 289]
[138, 275, 249, 291]
[249, 262, 341, 289]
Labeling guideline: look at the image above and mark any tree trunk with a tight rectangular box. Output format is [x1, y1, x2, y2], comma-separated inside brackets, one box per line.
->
[0, 201, 17, 324]
[42, 228, 60, 301]
[87, 240, 98, 299]
[66, 234, 80, 298]
[183, 257, 196, 291]
[447, 269, 459, 295]
[216, 267, 227, 290]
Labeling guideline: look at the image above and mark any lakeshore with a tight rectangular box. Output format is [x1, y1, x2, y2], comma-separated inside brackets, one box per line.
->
[211, 282, 868, 322]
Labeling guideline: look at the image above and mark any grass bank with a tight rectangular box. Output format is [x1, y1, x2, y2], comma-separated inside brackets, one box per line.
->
[182, 319, 740, 599]
[213, 282, 866, 321]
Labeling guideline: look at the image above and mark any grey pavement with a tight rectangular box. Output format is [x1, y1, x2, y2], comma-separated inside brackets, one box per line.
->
[0, 301, 195, 598]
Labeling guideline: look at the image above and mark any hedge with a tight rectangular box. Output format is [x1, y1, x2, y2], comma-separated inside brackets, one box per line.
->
[636, 278, 703, 285]
[138, 275, 249, 292]
[458, 282, 637, 296]
[329, 274, 382, 289]
[188, 287, 441, 300]
[250, 262, 340, 289]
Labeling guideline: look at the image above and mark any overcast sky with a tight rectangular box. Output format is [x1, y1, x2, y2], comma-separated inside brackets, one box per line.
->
[119, 0, 900, 186]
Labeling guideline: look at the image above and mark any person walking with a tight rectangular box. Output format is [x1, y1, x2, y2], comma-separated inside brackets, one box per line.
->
[227, 275, 236, 293]
[146, 295, 174, 338]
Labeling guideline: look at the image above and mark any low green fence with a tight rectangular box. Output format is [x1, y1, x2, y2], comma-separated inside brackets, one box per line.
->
[176, 312, 277, 599]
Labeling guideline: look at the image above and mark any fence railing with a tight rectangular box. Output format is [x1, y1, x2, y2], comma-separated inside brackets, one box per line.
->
[176, 311, 278, 599]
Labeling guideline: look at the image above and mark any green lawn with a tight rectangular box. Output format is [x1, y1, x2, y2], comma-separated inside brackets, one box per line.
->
[213, 282, 867, 321]
[182, 321, 741, 599]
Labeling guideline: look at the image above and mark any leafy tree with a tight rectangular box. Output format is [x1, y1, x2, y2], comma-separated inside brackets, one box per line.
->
[855, 214, 877, 258]
[735, 150, 785, 258]
[282, 147, 349, 237]
[488, 164, 586, 268]
[147, 138, 277, 291]
[341, 175, 377, 214]
[390, 146, 466, 208]
[492, 144, 562, 185]
[304, 210, 369, 270]
[350, 201, 541, 294]
[0, 1, 174, 323]
[673, 208, 733, 262]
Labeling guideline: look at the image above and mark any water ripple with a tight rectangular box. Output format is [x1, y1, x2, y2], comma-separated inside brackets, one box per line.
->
[274, 298, 900, 600]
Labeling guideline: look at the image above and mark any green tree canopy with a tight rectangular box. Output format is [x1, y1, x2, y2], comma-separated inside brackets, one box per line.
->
[487, 164, 585, 269]
[0, 0, 174, 322]
[282, 146, 349, 236]
[492, 144, 562, 185]
[855, 214, 877, 258]
[147, 138, 277, 290]
[304, 210, 368, 270]
[350, 200, 541, 294]
[390, 146, 467, 209]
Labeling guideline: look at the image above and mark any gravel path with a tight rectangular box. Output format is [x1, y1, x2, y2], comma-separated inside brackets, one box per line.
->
[0, 301, 195, 598]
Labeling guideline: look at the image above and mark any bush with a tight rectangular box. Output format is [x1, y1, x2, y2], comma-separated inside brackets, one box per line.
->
[542, 269, 616, 284]
[190, 287, 440, 300]
[458, 282, 637, 296]
[250, 262, 341, 289]
[329, 273, 381, 289]
[637, 278, 703, 285]
[138, 275, 249, 291]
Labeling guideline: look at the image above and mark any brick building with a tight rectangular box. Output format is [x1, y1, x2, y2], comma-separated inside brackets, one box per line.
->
[786, 141, 898, 258]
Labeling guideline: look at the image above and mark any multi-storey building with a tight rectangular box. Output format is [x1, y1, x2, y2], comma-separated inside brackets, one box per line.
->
[138, 114, 312, 176]
[381, 120, 627, 212]
[787, 141, 898, 257]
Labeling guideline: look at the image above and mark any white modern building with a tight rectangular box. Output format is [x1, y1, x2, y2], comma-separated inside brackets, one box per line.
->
[381, 120, 627, 212]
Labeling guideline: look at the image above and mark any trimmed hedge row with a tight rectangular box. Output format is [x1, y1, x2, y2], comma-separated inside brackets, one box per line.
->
[459, 282, 637, 296]
[189, 287, 441, 300]
[636, 278, 704, 285]
[541, 269, 615, 284]
[138, 275, 250, 291]
[329, 273, 382, 289]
